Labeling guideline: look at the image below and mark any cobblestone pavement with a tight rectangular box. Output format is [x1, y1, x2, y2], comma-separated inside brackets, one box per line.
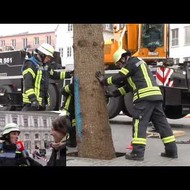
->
[67, 115, 190, 166]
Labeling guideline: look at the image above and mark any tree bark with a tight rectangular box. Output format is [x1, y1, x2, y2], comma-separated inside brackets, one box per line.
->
[73, 24, 116, 160]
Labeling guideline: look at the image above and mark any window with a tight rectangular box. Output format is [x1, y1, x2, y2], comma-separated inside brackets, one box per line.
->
[23, 38, 27, 48]
[24, 118, 28, 127]
[11, 39, 16, 48]
[68, 24, 73, 32]
[34, 118, 38, 126]
[119, 24, 125, 29]
[142, 24, 164, 48]
[51, 117, 56, 124]
[174, 58, 180, 64]
[59, 48, 63, 57]
[12, 117, 17, 124]
[106, 24, 113, 31]
[1, 40, 5, 47]
[184, 57, 190, 61]
[184, 26, 190, 45]
[103, 24, 113, 31]
[35, 133, 39, 139]
[44, 133, 49, 140]
[43, 118, 47, 127]
[0, 116, 5, 126]
[67, 47, 72, 57]
[171, 28, 179, 46]
[46, 36, 51, 44]
[34, 37, 39, 45]
[25, 133, 30, 140]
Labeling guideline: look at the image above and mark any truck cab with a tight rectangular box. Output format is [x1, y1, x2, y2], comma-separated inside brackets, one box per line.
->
[104, 24, 169, 66]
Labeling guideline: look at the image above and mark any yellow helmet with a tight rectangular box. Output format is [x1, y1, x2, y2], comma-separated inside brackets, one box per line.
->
[113, 49, 132, 64]
[113, 48, 127, 64]
[37, 43, 54, 57]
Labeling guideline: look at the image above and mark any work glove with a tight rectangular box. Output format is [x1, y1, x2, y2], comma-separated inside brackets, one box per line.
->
[31, 100, 39, 110]
[95, 71, 105, 85]
[68, 70, 74, 77]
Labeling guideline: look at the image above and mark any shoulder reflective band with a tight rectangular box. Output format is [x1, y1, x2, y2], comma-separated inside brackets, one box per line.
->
[0, 152, 16, 158]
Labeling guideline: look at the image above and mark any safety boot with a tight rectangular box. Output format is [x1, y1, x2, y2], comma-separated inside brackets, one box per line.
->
[125, 153, 144, 161]
[162, 142, 178, 158]
[160, 152, 178, 158]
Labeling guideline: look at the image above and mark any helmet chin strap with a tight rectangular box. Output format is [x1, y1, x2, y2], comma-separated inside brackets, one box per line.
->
[37, 53, 45, 63]
[126, 56, 130, 61]
[4, 134, 11, 144]
[35, 49, 46, 63]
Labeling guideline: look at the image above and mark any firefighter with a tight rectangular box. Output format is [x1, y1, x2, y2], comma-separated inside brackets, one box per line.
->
[0, 123, 42, 166]
[21, 43, 73, 111]
[60, 82, 77, 147]
[95, 48, 178, 161]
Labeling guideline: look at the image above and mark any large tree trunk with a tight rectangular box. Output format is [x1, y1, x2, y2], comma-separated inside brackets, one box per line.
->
[73, 24, 116, 160]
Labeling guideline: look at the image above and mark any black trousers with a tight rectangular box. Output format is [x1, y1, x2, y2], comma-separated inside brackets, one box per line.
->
[131, 100, 177, 157]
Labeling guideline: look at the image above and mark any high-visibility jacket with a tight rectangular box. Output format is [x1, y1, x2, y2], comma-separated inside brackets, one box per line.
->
[61, 83, 75, 126]
[103, 57, 163, 103]
[22, 56, 72, 107]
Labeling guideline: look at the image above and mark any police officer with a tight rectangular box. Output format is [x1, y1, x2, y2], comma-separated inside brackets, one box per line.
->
[22, 43, 73, 111]
[60, 82, 77, 147]
[0, 123, 42, 166]
[96, 48, 178, 161]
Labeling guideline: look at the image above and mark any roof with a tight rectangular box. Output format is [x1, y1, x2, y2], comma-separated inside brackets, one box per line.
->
[0, 24, 59, 37]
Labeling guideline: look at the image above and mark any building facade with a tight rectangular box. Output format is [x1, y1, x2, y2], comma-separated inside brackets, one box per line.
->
[0, 31, 56, 52]
[3, 23, 190, 68]
[55, 24, 114, 70]
[170, 24, 190, 63]
[0, 111, 60, 153]
[0, 24, 114, 70]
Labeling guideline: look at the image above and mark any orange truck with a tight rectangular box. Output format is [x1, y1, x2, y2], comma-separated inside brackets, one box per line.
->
[104, 24, 190, 119]
[104, 24, 169, 65]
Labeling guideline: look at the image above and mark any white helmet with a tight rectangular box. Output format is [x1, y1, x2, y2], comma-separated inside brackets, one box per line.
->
[37, 43, 54, 57]
[3, 123, 20, 136]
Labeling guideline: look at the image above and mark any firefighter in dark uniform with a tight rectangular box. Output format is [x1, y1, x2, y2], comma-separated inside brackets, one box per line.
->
[60, 82, 77, 147]
[0, 123, 42, 166]
[96, 48, 178, 161]
[21, 43, 73, 111]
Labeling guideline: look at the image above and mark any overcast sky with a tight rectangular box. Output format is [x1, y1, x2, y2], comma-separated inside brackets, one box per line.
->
[0, 24, 59, 36]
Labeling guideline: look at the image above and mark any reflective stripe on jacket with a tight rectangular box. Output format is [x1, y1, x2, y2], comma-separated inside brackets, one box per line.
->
[22, 56, 72, 106]
[104, 57, 163, 103]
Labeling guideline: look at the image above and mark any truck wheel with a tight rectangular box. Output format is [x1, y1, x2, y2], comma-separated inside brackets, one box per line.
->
[107, 96, 123, 119]
[164, 105, 185, 119]
[121, 98, 132, 117]
[0, 85, 13, 111]
[124, 92, 134, 117]
[105, 85, 123, 119]
[46, 84, 58, 111]
[124, 95, 185, 119]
